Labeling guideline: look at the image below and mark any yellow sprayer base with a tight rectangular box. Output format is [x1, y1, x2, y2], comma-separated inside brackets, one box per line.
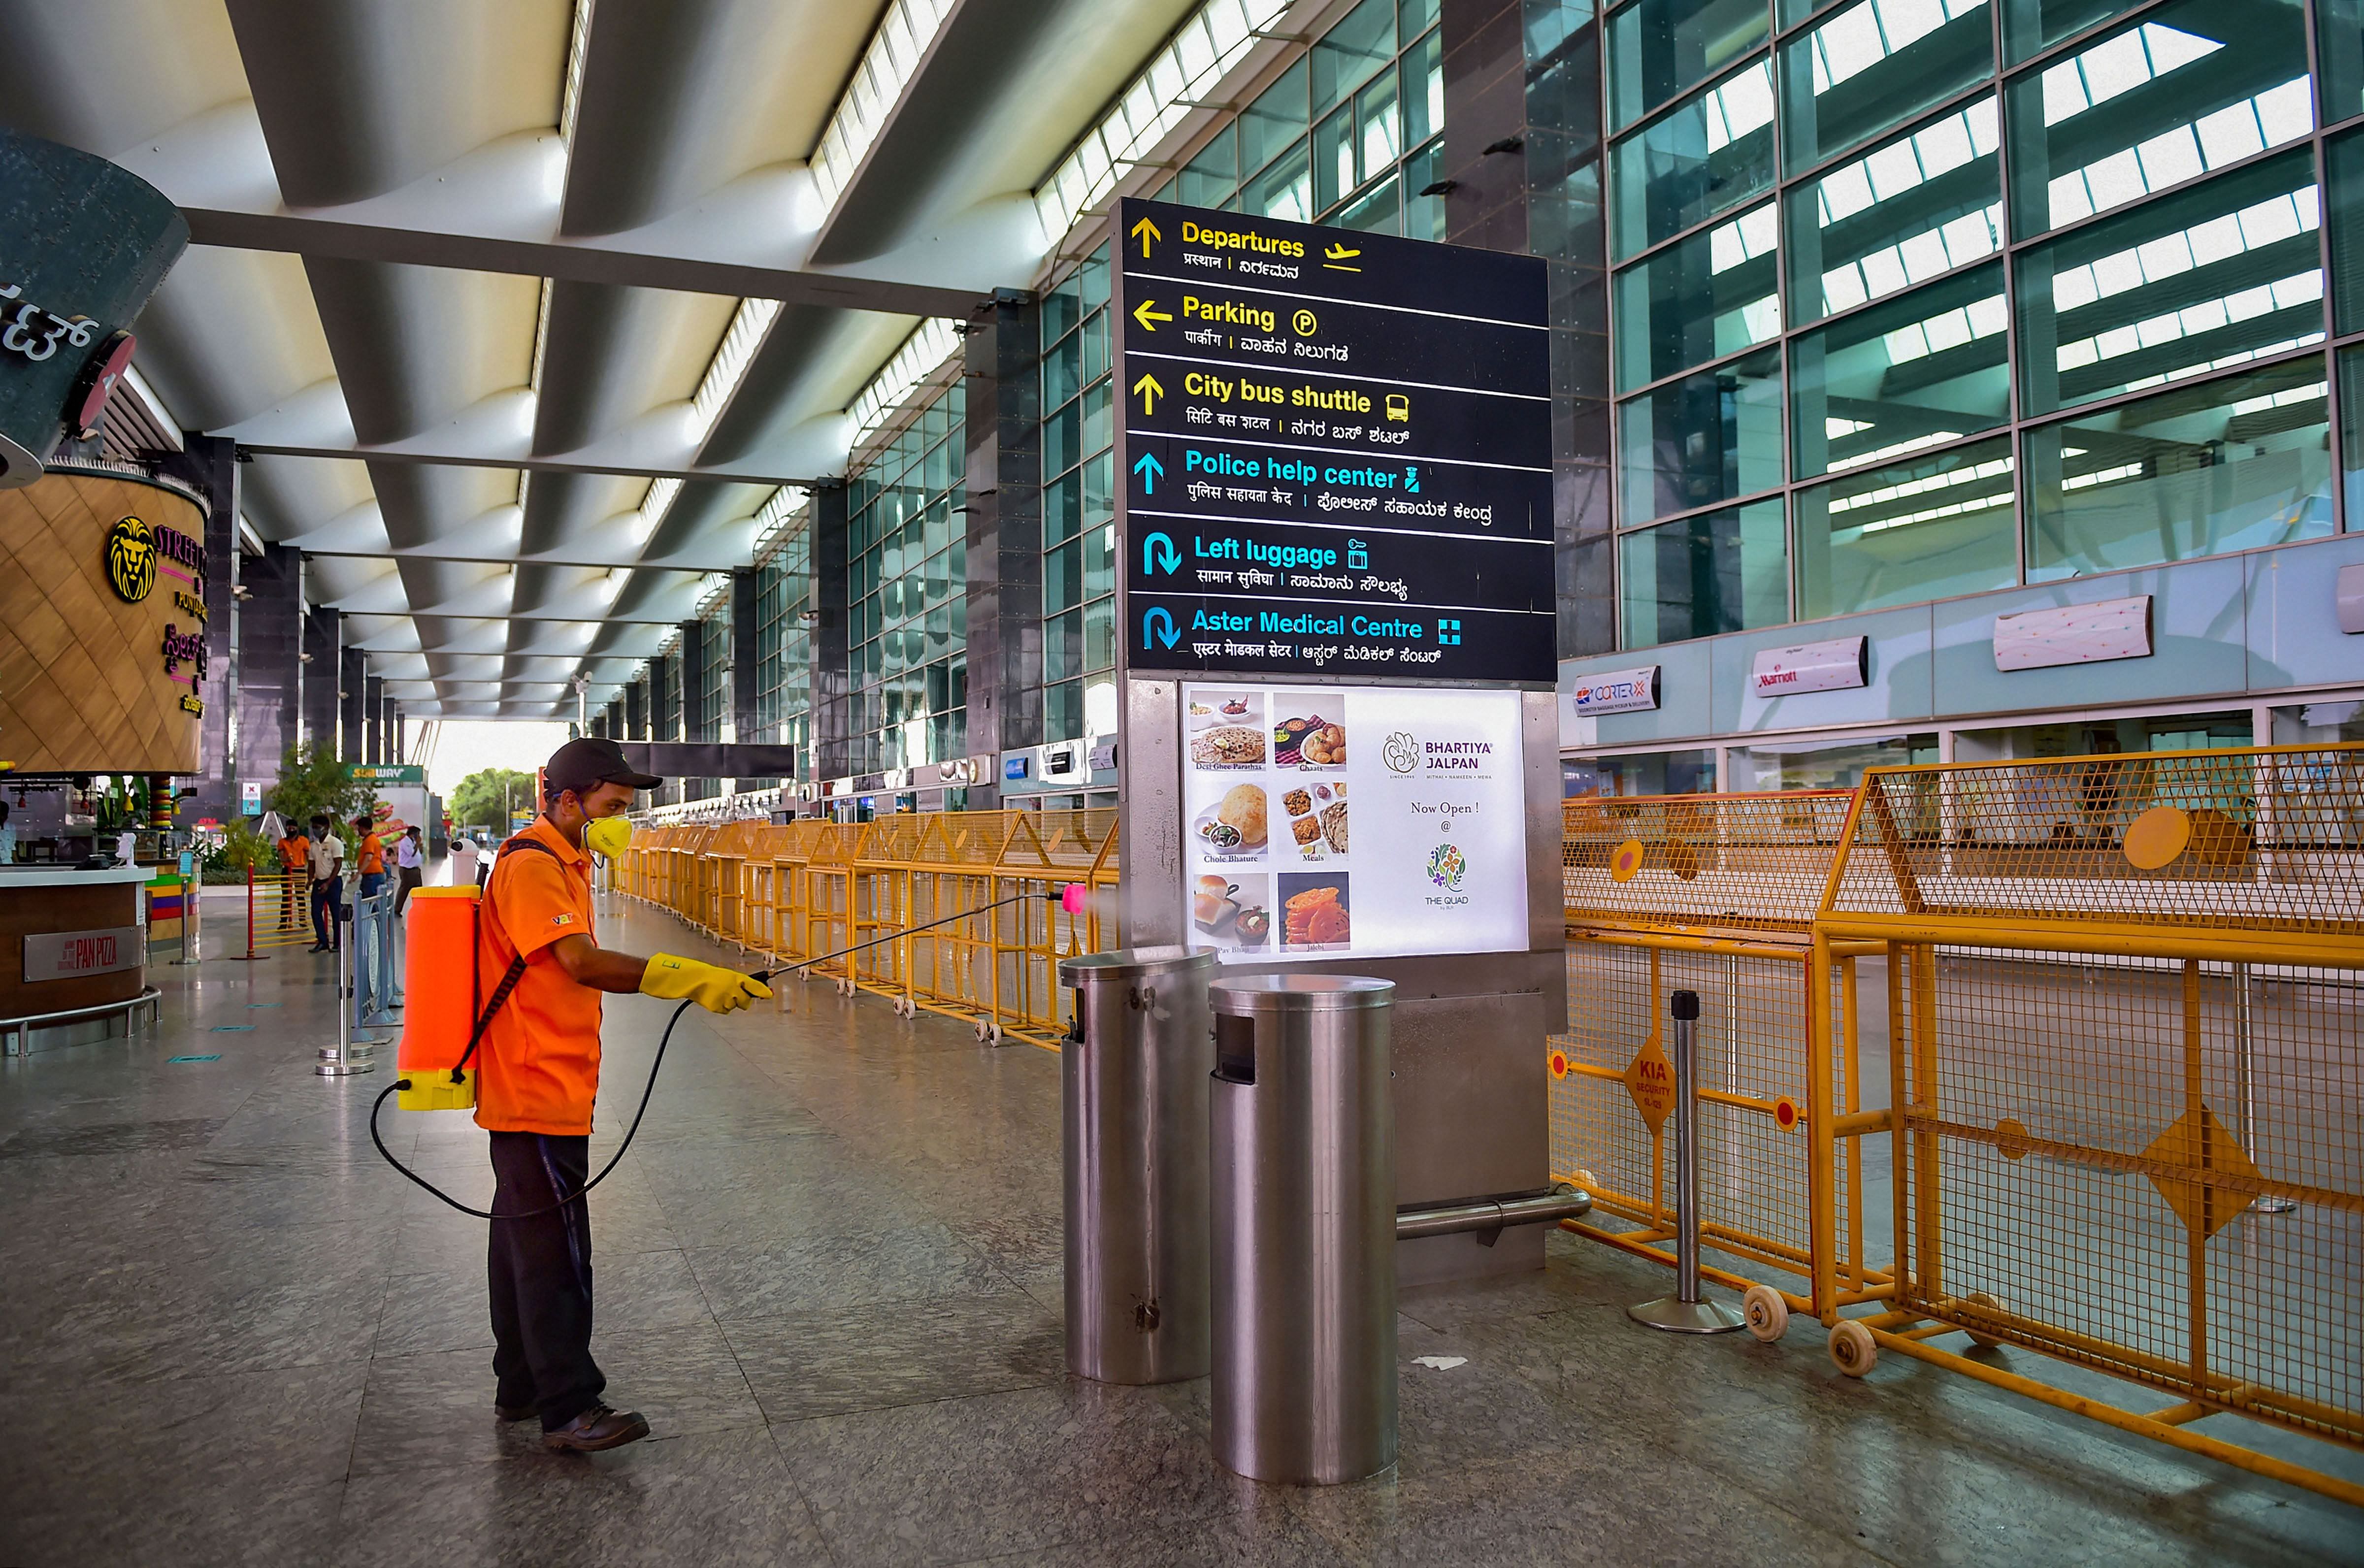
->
[399, 1069, 477, 1112]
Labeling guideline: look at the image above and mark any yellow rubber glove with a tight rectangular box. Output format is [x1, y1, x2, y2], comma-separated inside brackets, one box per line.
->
[639, 953, 772, 1013]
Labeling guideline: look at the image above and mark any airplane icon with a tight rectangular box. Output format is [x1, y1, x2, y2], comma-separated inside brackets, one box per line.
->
[1322, 242, 1362, 273]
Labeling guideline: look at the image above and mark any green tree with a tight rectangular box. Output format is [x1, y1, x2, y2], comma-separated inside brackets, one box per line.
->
[263, 741, 375, 843]
[450, 767, 536, 833]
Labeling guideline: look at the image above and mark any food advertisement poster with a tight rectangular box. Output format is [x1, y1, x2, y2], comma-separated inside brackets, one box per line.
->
[1181, 681, 1525, 963]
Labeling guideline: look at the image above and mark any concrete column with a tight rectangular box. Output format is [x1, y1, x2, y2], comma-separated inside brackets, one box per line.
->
[339, 647, 366, 763]
[364, 675, 384, 764]
[392, 708, 405, 767]
[961, 291, 1044, 804]
[235, 543, 301, 792]
[810, 484, 852, 781]
[300, 597, 339, 751]
[679, 619, 706, 740]
[729, 567, 758, 743]
[624, 677, 645, 740]
[1444, 0, 1612, 656]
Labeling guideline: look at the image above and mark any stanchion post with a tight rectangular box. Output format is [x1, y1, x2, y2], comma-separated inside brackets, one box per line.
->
[315, 906, 376, 1076]
[1629, 989, 1744, 1334]
[2232, 961, 2295, 1215]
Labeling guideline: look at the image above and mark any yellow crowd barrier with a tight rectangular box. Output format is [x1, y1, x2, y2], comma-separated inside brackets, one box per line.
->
[618, 810, 1123, 1049]
[1549, 790, 1895, 1332]
[1814, 743, 2364, 1509]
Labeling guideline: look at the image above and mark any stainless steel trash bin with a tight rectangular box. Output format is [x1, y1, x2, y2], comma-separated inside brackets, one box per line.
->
[1056, 945, 1216, 1384]
[1207, 974, 1397, 1485]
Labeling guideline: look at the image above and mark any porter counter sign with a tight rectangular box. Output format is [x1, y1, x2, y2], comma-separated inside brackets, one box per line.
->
[1114, 197, 1553, 685]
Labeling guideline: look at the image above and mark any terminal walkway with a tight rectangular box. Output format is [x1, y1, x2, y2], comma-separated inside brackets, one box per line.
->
[1, 897, 2358, 1566]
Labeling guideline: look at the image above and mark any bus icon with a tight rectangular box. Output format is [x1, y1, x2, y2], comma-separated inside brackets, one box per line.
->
[1384, 394, 1409, 422]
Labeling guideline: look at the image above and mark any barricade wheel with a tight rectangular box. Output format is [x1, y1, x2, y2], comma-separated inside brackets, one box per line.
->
[1742, 1284, 1789, 1342]
[1828, 1320, 1876, 1377]
[1962, 1292, 2005, 1349]
[973, 1018, 993, 1042]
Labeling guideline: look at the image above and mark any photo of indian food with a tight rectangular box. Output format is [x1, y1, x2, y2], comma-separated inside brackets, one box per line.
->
[1190, 724, 1266, 768]
[1272, 699, 1346, 769]
[1279, 877, 1350, 950]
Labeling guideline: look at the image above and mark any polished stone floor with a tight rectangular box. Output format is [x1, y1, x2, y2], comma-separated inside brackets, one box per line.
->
[2, 892, 2358, 1567]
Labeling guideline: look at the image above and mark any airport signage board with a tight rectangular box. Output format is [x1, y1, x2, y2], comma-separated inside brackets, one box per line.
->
[1113, 197, 1554, 686]
[1180, 680, 1526, 964]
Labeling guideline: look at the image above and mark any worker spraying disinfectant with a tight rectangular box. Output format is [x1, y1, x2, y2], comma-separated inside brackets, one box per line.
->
[374, 738, 770, 1452]
[376, 742, 1098, 1454]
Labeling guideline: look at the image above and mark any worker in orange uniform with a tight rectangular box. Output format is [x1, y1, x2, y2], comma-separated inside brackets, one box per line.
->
[278, 822, 309, 929]
[477, 737, 770, 1452]
[353, 815, 387, 903]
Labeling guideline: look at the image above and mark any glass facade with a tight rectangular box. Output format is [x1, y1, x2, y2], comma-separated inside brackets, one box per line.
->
[1608, 0, 2359, 650]
[845, 380, 968, 776]
[1154, 0, 1447, 240]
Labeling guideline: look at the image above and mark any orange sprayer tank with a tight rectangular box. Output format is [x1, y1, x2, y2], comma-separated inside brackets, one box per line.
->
[397, 886, 481, 1111]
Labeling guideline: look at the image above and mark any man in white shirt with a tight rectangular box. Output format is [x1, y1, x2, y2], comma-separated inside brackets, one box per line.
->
[306, 814, 345, 952]
[394, 825, 424, 914]
[449, 832, 480, 889]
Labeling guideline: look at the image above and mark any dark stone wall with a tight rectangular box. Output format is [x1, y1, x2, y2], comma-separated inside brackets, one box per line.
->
[301, 598, 339, 751]
[340, 647, 366, 763]
[961, 294, 1045, 804]
[236, 543, 301, 790]
[810, 484, 852, 781]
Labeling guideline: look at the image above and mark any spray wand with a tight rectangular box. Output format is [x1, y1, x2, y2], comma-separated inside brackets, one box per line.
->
[369, 886, 1084, 1218]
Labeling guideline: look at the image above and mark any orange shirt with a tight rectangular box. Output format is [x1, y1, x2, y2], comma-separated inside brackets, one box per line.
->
[280, 836, 308, 875]
[358, 832, 385, 875]
[473, 815, 603, 1136]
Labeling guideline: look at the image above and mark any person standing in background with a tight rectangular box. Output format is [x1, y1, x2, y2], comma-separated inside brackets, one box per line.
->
[354, 815, 387, 902]
[114, 826, 137, 866]
[449, 832, 480, 889]
[394, 825, 424, 913]
[0, 800, 15, 864]
[307, 814, 344, 952]
[278, 821, 310, 930]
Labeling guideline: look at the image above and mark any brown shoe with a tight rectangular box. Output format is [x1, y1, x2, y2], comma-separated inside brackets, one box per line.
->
[542, 1405, 649, 1452]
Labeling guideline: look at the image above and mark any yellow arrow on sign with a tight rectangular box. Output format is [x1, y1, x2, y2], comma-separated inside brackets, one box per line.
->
[1132, 371, 1165, 415]
[1130, 215, 1161, 259]
[1132, 298, 1172, 332]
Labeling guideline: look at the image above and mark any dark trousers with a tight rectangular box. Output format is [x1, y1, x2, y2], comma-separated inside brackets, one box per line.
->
[394, 865, 423, 913]
[310, 875, 342, 948]
[358, 871, 385, 902]
[487, 1131, 605, 1431]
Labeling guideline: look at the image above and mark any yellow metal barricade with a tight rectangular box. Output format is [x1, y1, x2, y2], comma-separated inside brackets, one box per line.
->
[614, 807, 1125, 1049]
[1551, 790, 1893, 1328]
[1816, 744, 2364, 1509]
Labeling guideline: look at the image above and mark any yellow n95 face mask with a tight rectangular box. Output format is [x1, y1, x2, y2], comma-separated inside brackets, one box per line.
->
[583, 816, 633, 861]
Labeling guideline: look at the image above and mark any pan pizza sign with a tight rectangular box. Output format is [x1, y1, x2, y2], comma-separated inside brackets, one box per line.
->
[23, 926, 145, 981]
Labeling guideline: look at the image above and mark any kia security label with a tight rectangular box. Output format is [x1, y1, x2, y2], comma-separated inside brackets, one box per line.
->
[1116, 198, 1553, 685]
[1180, 682, 1525, 963]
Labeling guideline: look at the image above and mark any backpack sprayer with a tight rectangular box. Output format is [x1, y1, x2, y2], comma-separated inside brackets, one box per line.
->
[369, 879, 1097, 1218]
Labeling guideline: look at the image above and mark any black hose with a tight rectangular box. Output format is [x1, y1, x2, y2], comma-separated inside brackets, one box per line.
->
[369, 991, 701, 1220]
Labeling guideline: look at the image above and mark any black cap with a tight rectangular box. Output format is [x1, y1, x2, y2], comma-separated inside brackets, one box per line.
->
[545, 737, 662, 795]
[1670, 989, 1699, 1020]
